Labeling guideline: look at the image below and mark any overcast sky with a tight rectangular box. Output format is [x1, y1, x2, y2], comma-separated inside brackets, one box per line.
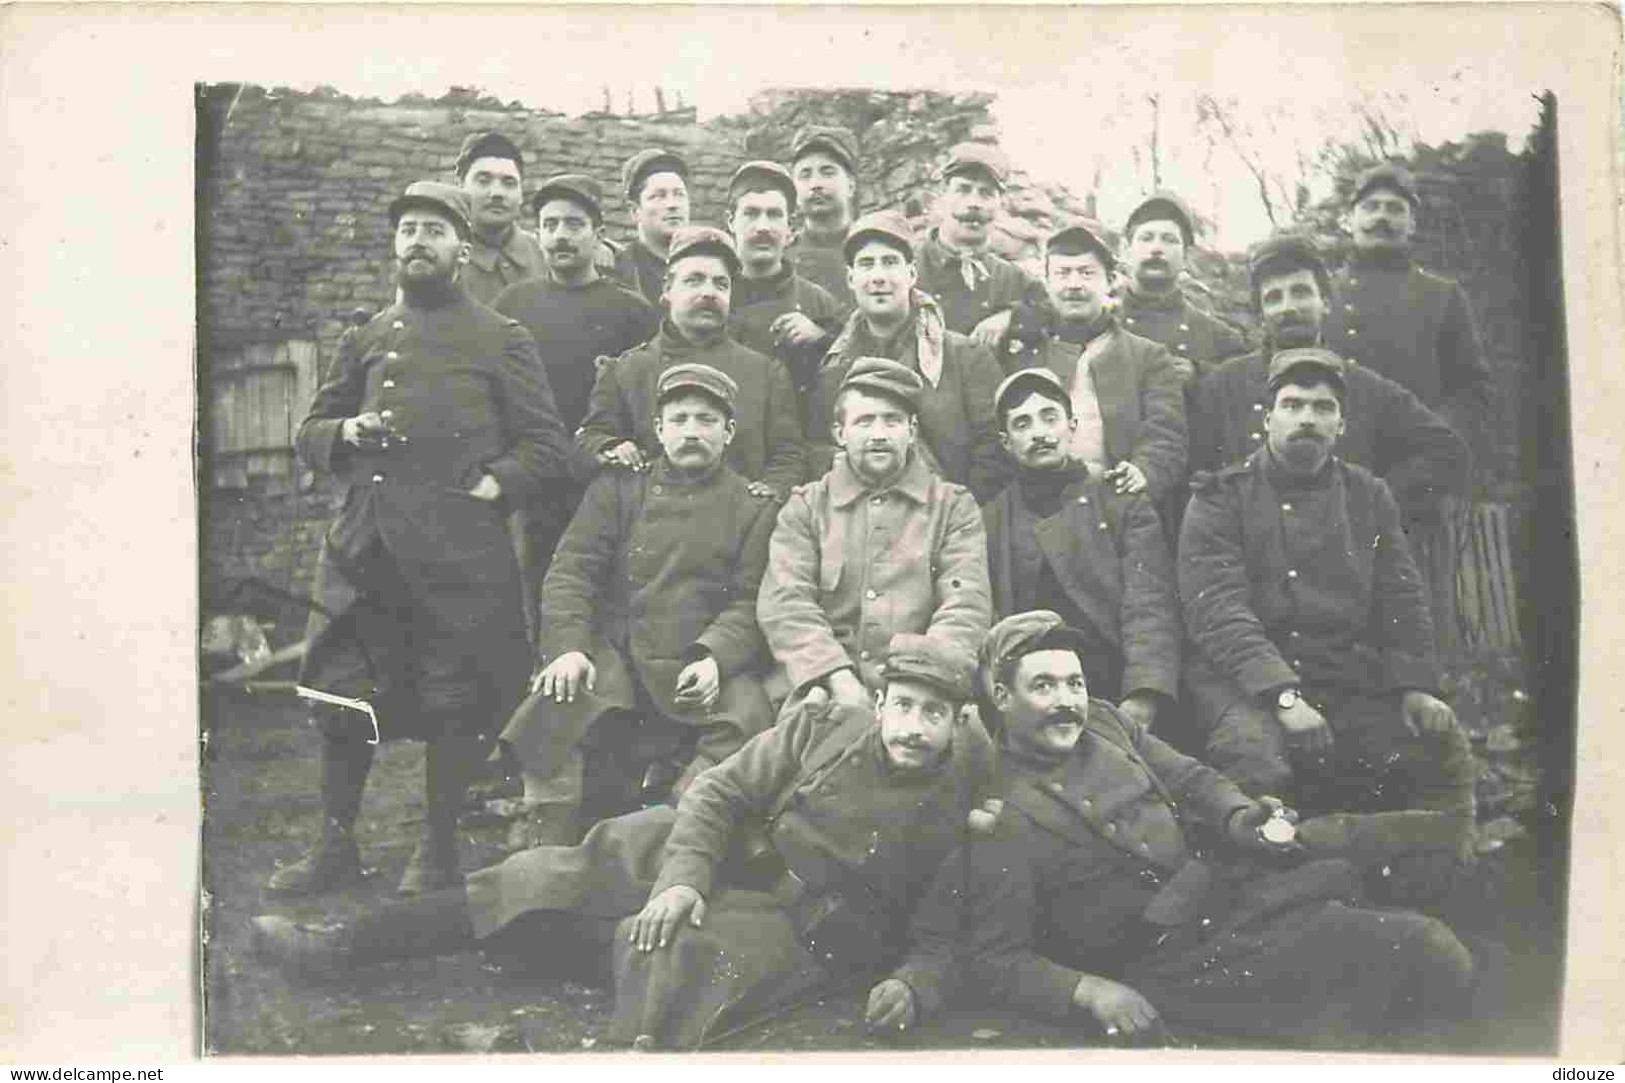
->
[213, 5, 1544, 250]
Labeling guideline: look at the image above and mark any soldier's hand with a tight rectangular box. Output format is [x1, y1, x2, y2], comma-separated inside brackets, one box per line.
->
[673, 655, 720, 710]
[1277, 699, 1334, 757]
[1071, 974, 1160, 1039]
[801, 684, 832, 720]
[771, 311, 826, 347]
[1226, 798, 1304, 857]
[969, 308, 1014, 350]
[1105, 461, 1149, 495]
[601, 440, 646, 471]
[1400, 690, 1457, 737]
[629, 884, 706, 952]
[1167, 356, 1197, 387]
[967, 797, 1004, 835]
[538, 651, 595, 703]
[467, 473, 502, 502]
[746, 480, 782, 501]
[864, 978, 918, 1033]
[342, 412, 390, 449]
[1116, 692, 1159, 730]
[826, 668, 870, 711]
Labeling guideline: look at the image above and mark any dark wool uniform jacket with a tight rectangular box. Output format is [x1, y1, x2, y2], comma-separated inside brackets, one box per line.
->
[610, 236, 669, 309]
[1036, 324, 1190, 505]
[728, 268, 849, 438]
[575, 324, 807, 496]
[916, 229, 1050, 338]
[786, 230, 853, 309]
[811, 320, 1009, 503]
[1178, 449, 1440, 719]
[296, 289, 571, 632]
[895, 700, 1254, 1019]
[535, 458, 777, 722]
[1117, 287, 1249, 385]
[1188, 348, 1469, 523]
[983, 474, 1181, 701]
[462, 226, 546, 306]
[1324, 251, 1493, 435]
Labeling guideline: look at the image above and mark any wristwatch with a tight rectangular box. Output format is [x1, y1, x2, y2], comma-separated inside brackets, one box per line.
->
[1274, 688, 1301, 711]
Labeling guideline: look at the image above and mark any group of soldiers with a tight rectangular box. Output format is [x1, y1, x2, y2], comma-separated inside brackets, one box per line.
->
[248, 124, 1497, 1050]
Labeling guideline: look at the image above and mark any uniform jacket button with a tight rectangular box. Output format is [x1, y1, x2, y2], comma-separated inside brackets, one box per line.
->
[392, 320, 404, 330]
[1287, 569, 1299, 579]
[386, 351, 399, 360]
[371, 473, 384, 483]
[1104, 823, 1118, 836]
[865, 589, 878, 599]
[383, 379, 396, 389]
[1252, 403, 1264, 412]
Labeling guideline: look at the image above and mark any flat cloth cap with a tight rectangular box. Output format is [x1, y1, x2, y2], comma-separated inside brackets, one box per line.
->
[980, 610, 1098, 694]
[843, 209, 916, 265]
[881, 633, 975, 702]
[994, 366, 1071, 420]
[389, 181, 472, 237]
[1267, 347, 1348, 394]
[623, 148, 690, 203]
[666, 225, 741, 276]
[1351, 162, 1420, 208]
[1047, 220, 1116, 272]
[455, 130, 524, 177]
[728, 159, 797, 213]
[790, 125, 859, 175]
[1124, 190, 1197, 248]
[942, 142, 1010, 188]
[657, 362, 739, 413]
[839, 356, 924, 413]
[532, 172, 604, 221]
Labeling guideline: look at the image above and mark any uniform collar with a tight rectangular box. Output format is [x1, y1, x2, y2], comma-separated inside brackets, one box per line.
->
[1055, 309, 1116, 347]
[922, 228, 992, 270]
[827, 447, 933, 508]
[733, 263, 796, 308]
[466, 225, 533, 274]
[1120, 285, 1185, 315]
[657, 319, 732, 355]
[651, 456, 727, 489]
[1349, 247, 1414, 272]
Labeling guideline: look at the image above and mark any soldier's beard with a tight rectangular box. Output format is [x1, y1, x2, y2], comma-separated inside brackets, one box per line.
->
[1267, 318, 1320, 350]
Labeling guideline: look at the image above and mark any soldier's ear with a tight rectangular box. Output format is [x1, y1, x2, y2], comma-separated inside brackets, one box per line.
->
[455, 241, 471, 265]
[999, 429, 1013, 453]
[724, 417, 737, 444]
[989, 681, 1012, 711]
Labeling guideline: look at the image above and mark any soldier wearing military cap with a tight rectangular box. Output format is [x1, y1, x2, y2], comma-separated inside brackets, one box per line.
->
[1115, 191, 1249, 385]
[810, 209, 1008, 501]
[577, 225, 806, 501]
[611, 148, 692, 307]
[271, 180, 572, 897]
[785, 124, 862, 303]
[449, 131, 545, 304]
[888, 608, 1477, 1047]
[1180, 346, 1477, 900]
[1187, 231, 1469, 527]
[491, 173, 658, 640]
[723, 160, 848, 438]
[1323, 162, 1493, 442]
[759, 354, 992, 721]
[251, 628, 994, 1052]
[914, 142, 1050, 352]
[979, 366, 1181, 734]
[1019, 221, 1189, 507]
[497, 362, 778, 848]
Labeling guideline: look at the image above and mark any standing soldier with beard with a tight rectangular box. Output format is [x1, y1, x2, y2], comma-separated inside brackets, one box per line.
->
[612, 148, 692, 308]
[784, 125, 862, 305]
[724, 160, 848, 442]
[1188, 233, 1468, 527]
[492, 174, 658, 637]
[1324, 164, 1492, 442]
[270, 182, 571, 897]
[1114, 192, 1249, 387]
[914, 144, 1050, 360]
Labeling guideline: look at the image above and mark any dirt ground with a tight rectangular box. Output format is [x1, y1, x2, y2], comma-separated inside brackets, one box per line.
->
[201, 683, 1566, 1058]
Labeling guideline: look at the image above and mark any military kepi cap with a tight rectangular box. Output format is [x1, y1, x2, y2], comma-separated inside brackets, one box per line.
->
[623, 147, 690, 203]
[533, 172, 604, 223]
[980, 610, 1097, 696]
[839, 357, 924, 414]
[657, 362, 739, 415]
[389, 181, 472, 238]
[881, 633, 975, 702]
[1266, 347, 1348, 394]
[789, 125, 859, 175]
[942, 142, 1010, 189]
[666, 225, 741, 276]
[1350, 162, 1420, 209]
[843, 209, 916, 265]
[994, 367, 1072, 421]
[1047, 220, 1116, 272]
[1124, 190, 1197, 248]
[455, 131, 524, 178]
[728, 160, 798, 214]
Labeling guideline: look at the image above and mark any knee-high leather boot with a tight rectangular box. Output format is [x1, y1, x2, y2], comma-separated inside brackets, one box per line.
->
[266, 733, 375, 896]
[399, 733, 488, 894]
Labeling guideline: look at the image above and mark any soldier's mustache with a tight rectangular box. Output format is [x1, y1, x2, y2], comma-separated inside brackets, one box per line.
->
[1043, 707, 1083, 726]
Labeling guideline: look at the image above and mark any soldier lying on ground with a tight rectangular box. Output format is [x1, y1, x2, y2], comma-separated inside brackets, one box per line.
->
[251, 634, 994, 1052]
